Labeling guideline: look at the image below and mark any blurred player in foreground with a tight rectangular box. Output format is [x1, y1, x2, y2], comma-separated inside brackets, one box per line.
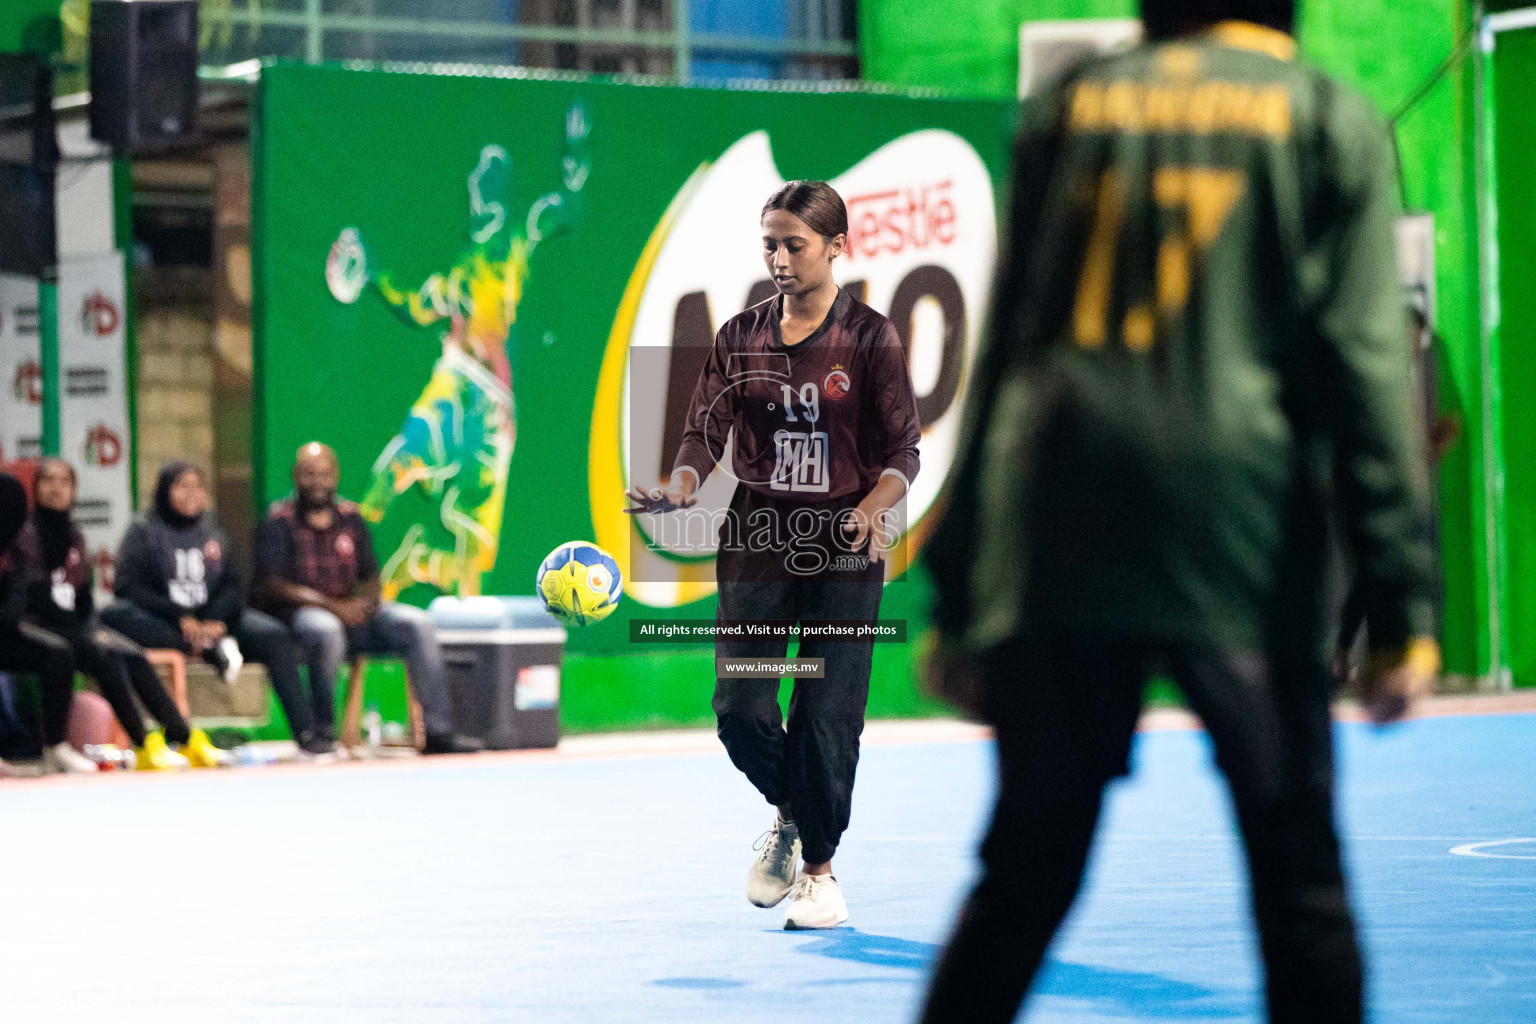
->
[919, 1, 1439, 1021]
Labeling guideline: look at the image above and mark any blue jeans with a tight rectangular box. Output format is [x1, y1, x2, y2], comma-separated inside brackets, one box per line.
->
[290, 603, 453, 740]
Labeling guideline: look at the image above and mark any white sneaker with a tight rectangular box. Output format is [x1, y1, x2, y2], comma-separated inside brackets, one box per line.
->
[218, 636, 244, 685]
[783, 872, 850, 930]
[44, 742, 99, 774]
[746, 816, 801, 908]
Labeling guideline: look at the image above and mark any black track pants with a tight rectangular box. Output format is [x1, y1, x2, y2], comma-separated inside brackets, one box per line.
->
[42, 624, 192, 748]
[0, 623, 76, 745]
[99, 601, 307, 742]
[712, 486, 890, 865]
[919, 635, 1361, 1024]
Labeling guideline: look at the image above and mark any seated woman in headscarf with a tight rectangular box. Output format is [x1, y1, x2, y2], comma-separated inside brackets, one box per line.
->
[101, 461, 308, 751]
[12, 458, 220, 770]
[0, 470, 93, 776]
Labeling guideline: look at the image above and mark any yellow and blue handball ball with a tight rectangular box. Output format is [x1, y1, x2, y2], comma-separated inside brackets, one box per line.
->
[536, 541, 623, 626]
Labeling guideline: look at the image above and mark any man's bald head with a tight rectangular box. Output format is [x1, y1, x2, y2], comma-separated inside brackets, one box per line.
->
[295, 441, 338, 472]
[293, 441, 340, 511]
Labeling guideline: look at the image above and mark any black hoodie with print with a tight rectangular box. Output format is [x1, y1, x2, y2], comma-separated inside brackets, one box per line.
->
[112, 461, 243, 627]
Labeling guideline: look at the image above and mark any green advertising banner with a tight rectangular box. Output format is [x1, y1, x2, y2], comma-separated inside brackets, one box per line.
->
[254, 63, 1013, 725]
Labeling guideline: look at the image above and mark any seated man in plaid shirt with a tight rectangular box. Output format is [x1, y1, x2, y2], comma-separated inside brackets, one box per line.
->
[254, 442, 480, 757]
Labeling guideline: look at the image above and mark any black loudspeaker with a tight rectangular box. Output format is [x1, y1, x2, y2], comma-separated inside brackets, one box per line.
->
[0, 54, 57, 276]
[89, 0, 199, 151]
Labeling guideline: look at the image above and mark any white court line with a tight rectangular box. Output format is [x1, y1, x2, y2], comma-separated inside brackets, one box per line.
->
[1449, 838, 1536, 860]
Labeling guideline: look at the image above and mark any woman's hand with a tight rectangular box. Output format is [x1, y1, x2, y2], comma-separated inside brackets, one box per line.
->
[624, 473, 698, 515]
[180, 615, 202, 649]
[841, 475, 907, 564]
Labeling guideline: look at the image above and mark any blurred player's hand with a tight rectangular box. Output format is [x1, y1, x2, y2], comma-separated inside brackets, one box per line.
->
[921, 635, 986, 723]
[1358, 637, 1440, 725]
[624, 478, 697, 515]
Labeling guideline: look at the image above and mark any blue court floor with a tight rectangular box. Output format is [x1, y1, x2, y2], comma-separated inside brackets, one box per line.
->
[1, 709, 1533, 1023]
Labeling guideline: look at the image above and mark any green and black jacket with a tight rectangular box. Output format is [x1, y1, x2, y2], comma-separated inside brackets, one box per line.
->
[927, 21, 1435, 661]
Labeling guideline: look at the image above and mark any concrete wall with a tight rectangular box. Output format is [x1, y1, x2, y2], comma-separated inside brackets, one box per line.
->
[132, 267, 216, 504]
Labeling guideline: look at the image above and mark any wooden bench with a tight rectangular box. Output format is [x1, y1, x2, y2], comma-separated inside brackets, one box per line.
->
[340, 656, 425, 753]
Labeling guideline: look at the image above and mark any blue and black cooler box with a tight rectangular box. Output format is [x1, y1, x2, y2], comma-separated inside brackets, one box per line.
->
[428, 596, 566, 750]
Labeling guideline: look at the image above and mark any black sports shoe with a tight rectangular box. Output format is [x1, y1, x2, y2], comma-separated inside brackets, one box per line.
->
[423, 732, 484, 756]
[301, 735, 337, 756]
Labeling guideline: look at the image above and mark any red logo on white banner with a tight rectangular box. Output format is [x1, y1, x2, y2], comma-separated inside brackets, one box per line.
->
[845, 182, 958, 262]
[83, 424, 123, 467]
[81, 292, 120, 337]
[12, 360, 42, 404]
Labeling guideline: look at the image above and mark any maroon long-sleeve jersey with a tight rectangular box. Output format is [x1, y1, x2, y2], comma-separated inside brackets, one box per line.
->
[671, 287, 921, 502]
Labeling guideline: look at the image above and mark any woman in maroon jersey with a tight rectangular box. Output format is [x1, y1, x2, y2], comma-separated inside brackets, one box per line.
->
[0, 470, 81, 776]
[627, 181, 921, 930]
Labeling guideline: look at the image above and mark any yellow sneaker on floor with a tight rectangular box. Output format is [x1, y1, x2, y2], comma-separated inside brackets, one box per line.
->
[181, 728, 229, 769]
[135, 732, 190, 772]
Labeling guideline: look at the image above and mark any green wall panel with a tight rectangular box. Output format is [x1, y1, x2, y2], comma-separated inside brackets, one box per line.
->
[860, 0, 1136, 98]
[252, 63, 1015, 734]
[0, 0, 62, 55]
[1493, 26, 1536, 685]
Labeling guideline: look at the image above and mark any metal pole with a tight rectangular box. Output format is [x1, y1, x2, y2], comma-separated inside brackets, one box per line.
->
[673, 0, 690, 84]
[38, 271, 60, 457]
[1473, 4, 1511, 690]
[1488, 5, 1536, 33]
[306, 0, 323, 64]
[214, 8, 857, 58]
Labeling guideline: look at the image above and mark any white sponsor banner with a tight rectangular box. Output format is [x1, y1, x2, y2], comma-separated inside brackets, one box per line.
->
[56, 252, 132, 595]
[0, 273, 44, 462]
[56, 123, 117, 260]
[1019, 19, 1142, 98]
